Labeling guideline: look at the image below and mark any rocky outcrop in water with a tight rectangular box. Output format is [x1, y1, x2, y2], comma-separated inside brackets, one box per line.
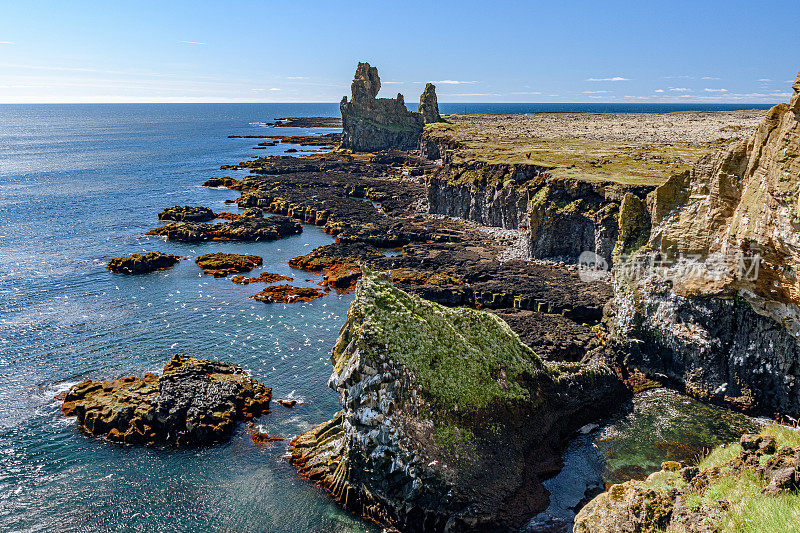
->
[339, 62, 429, 152]
[61, 354, 271, 446]
[250, 284, 326, 304]
[289, 272, 623, 532]
[107, 251, 180, 274]
[148, 208, 302, 242]
[158, 206, 216, 222]
[608, 73, 800, 417]
[195, 252, 262, 277]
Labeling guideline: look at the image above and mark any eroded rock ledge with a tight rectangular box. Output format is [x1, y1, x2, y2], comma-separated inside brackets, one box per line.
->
[289, 272, 623, 532]
[62, 354, 271, 446]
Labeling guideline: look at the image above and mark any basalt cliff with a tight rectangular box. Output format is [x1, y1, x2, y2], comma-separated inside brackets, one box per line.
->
[289, 272, 623, 532]
[608, 72, 800, 418]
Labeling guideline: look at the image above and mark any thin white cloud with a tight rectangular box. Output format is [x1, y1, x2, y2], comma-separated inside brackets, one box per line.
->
[654, 89, 665, 93]
[583, 90, 610, 94]
[669, 87, 691, 92]
[702, 76, 720, 80]
[180, 40, 206, 45]
[382, 81, 406, 85]
[451, 92, 501, 96]
[286, 76, 308, 80]
[586, 76, 629, 82]
[757, 78, 772, 82]
[704, 88, 727, 92]
[433, 80, 477, 85]
[0, 41, 13, 45]
[664, 75, 692, 79]
[510, 91, 542, 95]
[269, 87, 280, 91]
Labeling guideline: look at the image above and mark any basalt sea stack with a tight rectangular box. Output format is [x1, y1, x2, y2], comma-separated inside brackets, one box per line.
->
[340, 62, 441, 151]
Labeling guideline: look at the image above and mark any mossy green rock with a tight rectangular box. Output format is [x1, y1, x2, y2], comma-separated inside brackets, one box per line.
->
[290, 271, 624, 532]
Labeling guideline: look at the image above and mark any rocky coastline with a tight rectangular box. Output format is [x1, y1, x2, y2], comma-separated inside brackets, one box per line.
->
[82, 61, 800, 532]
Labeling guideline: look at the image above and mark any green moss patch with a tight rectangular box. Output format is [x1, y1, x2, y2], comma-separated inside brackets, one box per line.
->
[345, 272, 545, 414]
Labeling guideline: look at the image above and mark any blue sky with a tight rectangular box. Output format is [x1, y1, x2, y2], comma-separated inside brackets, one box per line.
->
[0, 0, 798, 103]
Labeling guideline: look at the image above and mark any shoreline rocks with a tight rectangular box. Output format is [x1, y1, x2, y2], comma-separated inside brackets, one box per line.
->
[148, 211, 302, 242]
[195, 252, 262, 277]
[158, 206, 216, 222]
[107, 251, 181, 274]
[61, 354, 272, 446]
[231, 272, 293, 284]
[574, 429, 800, 532]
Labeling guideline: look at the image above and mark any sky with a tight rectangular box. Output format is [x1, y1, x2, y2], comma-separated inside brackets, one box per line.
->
[0, 0, 798, 104]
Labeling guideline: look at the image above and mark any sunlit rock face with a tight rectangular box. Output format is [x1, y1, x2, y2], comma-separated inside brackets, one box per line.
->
[339, 62, 428, 151]
[610, 73, 800, 418]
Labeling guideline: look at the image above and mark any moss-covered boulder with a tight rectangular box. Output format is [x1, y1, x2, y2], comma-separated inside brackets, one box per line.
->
[289, 271, 624, 532]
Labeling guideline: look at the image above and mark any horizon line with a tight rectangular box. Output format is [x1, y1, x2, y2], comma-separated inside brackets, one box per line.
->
[0, 100, 781, 105]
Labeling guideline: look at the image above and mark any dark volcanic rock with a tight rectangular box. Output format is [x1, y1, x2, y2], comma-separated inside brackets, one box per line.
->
[231, 272, 293, 284]
[61, 354, 272, 446]
[340, 62, 425, 152]
[250, 284, 326, 304]
[148, 213, 302, 242]
[158, 205, 217, 222]
[419, 82, 443, 124]
[203, 176, 238, 188]
[491, 308, 600, 362]
[195, 252, 262, 277]
[107, 251, 180, 274]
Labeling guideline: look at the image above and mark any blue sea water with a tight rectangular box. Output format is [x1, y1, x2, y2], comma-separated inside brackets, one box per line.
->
[0, 103, 769, 532]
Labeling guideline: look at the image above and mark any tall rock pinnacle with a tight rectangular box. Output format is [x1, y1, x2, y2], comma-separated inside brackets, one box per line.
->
[419, 83, 442, 124]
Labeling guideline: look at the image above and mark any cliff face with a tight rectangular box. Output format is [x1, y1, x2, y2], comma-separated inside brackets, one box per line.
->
[340, 62, 431, 152]
[610, 73, 800, 417]
[425, 161, 652, 264]
[290, 272, 624, 532]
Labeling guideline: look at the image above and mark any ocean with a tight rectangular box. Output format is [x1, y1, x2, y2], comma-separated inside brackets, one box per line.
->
[0, 103, 768, 532]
